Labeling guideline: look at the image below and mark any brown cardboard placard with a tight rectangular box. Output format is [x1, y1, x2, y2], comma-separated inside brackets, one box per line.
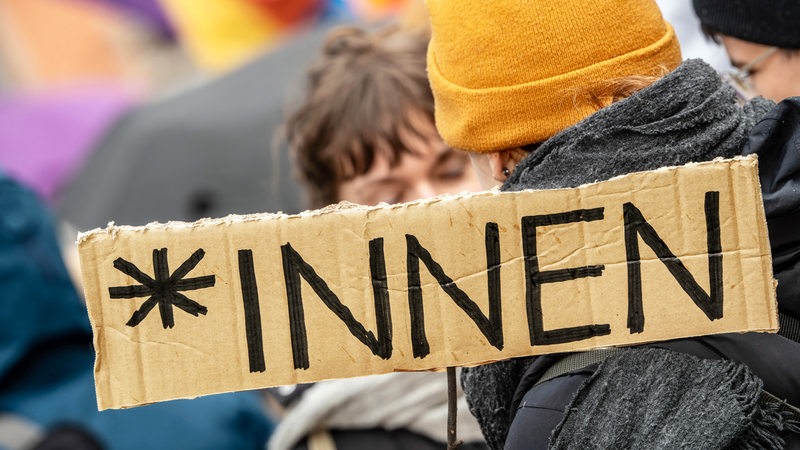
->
[78, 157, 777, 410]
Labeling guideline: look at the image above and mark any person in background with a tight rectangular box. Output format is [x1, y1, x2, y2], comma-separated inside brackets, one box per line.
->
[423, 0, 800, 448]
[268, 23, 486, 450]
[692, 0, 800, 101]
[284, 25, 480, 209]
[692, 0, 800, 351]
[0, 171, 275, 450]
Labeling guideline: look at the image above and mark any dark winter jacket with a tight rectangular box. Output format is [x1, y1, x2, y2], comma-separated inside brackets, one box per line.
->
[461, 59, 800, 450]
[743, 97, 800, 327]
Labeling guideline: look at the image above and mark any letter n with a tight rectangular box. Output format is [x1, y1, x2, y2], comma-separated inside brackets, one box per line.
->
[281, 239, 392, 370]
[406, 222, 503, 359]
[624, 191, 723, 334]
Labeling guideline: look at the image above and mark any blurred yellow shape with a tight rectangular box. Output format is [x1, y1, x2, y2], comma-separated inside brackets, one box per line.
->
[158, 0, 281, 72]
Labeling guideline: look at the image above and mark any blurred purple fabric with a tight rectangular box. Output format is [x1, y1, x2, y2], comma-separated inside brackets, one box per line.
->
[0, 87, 132, 204]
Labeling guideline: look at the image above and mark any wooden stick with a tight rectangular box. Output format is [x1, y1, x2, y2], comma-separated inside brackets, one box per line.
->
[447, 366, 462, 449]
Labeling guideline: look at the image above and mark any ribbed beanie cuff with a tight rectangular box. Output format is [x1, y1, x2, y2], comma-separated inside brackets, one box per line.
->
[427, 0, 682, 153]
[693, 0, 800, 49]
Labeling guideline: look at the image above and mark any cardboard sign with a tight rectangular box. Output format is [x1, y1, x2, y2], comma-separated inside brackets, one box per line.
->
[78, 157, 777, 410]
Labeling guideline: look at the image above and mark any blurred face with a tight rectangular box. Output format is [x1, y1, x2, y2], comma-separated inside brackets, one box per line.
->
[337, 116, 481, 205]
[721, 35, 800, 101]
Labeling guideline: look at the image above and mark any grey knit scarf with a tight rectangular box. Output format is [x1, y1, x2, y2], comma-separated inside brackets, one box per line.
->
[550, 348, 798, 449]
[504, 59, 772, 192]
[461, 59, 774, 450]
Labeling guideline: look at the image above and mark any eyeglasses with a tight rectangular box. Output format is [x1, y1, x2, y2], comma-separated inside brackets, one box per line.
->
[723, 46, 780, 101]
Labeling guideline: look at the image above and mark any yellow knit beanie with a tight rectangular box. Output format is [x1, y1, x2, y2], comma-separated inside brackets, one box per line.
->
[426, 0, 682, 153]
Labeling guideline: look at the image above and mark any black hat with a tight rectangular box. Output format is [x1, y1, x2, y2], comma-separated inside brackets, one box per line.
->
[692, 0, 800, 49]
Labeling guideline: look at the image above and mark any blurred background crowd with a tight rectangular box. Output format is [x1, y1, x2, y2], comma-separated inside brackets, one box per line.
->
[0, 0, 730, 233]
[0, 0, 761, 449]
[0, 0, 422, 232]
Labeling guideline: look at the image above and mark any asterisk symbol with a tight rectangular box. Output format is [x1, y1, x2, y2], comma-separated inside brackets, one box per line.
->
[108, 248, 215, 329]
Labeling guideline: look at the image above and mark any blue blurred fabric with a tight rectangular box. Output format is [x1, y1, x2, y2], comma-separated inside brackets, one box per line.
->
[0, 171, 274, 450]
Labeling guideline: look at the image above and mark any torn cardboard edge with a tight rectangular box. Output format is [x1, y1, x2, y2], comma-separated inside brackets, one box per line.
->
[78, 156, 777, 409]
[76, 156, 747, 242]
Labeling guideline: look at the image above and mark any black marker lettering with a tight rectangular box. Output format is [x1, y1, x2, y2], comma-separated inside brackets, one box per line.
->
[406, 222, 503, 359]
[522, 209, 609, 346]
[109, 248, 213, 329]
[238, 250, 265, 373]
[154, 249, 173, 328]
[281, 239, 392, 370]
[624, 191, 723, 333]
[369, 238, 393, 360]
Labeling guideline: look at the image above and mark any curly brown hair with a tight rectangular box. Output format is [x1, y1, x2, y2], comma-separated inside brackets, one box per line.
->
[283, 24, 435, 208]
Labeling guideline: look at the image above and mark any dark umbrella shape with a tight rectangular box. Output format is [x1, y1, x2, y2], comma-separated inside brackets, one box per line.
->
[58, 22, 348, 230]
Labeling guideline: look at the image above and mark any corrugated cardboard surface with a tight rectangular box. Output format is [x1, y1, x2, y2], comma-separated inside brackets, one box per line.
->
[79, 157, 777, 409]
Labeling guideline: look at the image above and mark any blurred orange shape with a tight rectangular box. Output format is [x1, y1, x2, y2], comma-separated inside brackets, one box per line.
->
[0, 0, 132, 90]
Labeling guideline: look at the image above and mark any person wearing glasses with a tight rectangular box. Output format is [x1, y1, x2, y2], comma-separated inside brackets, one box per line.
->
[424, 0, 800, 448]
[692, 2, 800, 391]
[693, 0, 800, 101]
